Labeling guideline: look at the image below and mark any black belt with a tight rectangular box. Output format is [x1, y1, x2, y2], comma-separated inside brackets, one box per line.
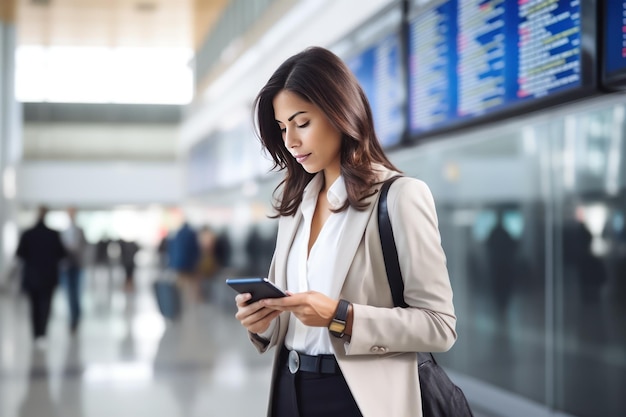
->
[280, 346, 341, 375]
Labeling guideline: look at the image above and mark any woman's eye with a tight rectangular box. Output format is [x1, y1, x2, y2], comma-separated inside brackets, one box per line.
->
[279, 127, 286, 134]
[297, 121, 310, 128]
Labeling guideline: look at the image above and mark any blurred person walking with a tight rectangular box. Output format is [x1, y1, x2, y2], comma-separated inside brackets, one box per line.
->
[485, 208, 519, 324]
[197, 225, 218, 279]
[16, 205, 67, 347]
[120, 239, 140, 292]
[60, 206, 88, 334]
[214, 229, 233, 270]
[167, 220, 201, 303]
[196, 225, 220, 302]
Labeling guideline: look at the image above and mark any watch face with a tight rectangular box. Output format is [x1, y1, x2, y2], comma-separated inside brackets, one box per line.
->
[329, 320, 345, 334]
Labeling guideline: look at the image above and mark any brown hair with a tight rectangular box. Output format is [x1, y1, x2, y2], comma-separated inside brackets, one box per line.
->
[253, 46, 399, 217]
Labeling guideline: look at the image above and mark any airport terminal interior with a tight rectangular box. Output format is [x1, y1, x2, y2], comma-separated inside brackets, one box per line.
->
[0, 0, 625, 416]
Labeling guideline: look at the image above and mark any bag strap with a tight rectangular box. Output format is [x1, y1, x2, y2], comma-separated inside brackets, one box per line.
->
[377, 176, 437, 365]
[377, 176, 408, 308]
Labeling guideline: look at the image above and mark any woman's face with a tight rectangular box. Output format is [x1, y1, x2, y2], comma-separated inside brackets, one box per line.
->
[273, 89, 342, 182]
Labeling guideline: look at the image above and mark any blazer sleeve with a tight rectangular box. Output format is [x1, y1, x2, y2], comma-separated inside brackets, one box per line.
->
[346, 178, 457, 355]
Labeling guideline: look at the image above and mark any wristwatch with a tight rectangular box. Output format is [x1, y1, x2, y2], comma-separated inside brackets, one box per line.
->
[328, 299, 350, 338]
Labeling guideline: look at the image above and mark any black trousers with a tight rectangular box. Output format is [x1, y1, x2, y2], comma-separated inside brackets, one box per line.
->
[272, 348, 363, 417]
[26, 288, 54, 339]
[64, 266, 82, 329]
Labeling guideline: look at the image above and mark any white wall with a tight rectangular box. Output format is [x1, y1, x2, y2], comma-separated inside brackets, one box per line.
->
[17, 161, 183, 207]
[23, 123, 178, 160]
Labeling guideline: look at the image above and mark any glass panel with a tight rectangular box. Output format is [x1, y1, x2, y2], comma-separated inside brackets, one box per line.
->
[553, 106, 626, 417]
[392, 102, 626, 416]
[404, 130, 548, 405]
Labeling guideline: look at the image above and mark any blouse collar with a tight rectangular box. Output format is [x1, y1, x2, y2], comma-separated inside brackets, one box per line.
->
[302, 173, 347, 211]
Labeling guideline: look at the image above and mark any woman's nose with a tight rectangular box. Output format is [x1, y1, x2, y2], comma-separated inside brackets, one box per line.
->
[284, 128, 299, 148]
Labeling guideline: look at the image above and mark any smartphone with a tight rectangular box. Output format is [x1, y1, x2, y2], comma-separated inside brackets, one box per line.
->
[225, 277, 287, 304]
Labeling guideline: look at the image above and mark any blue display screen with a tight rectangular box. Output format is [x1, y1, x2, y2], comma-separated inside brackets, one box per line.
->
[188, 135, 218, 194]
[408, 0, 582, 135]
[347, 32, 406, 148]
[604, 0, 626, 77]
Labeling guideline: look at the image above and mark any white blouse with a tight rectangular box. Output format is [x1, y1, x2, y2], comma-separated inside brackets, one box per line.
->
[283, 173, 349, 355]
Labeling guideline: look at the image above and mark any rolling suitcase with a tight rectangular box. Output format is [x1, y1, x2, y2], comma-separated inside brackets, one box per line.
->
[153, 271, 181, 320]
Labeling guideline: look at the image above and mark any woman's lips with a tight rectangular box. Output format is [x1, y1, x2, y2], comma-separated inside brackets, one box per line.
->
[294, 153, 311, 164]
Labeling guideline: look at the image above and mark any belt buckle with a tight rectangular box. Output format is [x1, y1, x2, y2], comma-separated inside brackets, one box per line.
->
[288, 350, 300, 374]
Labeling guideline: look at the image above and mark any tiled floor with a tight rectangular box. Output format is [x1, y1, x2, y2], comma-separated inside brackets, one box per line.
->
[0, 265, 274, 417]
[0, 264, 500, 417]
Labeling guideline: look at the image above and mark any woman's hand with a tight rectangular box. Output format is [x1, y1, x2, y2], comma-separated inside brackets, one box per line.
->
[261, 291, 338, 327]
[234, 293, 281, 334]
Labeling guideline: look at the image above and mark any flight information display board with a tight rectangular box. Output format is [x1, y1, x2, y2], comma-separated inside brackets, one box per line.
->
[603, 0, 626, 85]
[347, 32, 406, 149]
[408, 0, 583, 136]
[188, 135, 218, 194]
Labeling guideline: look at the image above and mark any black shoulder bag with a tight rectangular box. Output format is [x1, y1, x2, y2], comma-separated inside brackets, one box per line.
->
[378, 176, 474, 417]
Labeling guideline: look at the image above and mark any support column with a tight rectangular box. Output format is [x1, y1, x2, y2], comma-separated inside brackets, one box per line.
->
[0, 0, 20, 282]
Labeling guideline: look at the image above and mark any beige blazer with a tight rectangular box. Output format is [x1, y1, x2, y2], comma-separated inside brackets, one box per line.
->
[250, 167, 457, 417]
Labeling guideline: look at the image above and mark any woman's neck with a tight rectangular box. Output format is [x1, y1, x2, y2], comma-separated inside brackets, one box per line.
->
[321, 168, 340, 194]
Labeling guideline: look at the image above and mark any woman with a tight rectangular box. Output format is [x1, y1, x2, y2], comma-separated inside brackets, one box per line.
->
[234, 46, 457, 417]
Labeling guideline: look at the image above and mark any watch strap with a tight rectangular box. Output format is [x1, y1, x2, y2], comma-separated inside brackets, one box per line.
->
[328, 299, 350, 338]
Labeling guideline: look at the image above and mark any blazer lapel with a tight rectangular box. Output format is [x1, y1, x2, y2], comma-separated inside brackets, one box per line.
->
[328, 190, 379, 298]
[272, 211, 302, 341]
[273, 211, 302, 291]
[330, 168, 398, 297]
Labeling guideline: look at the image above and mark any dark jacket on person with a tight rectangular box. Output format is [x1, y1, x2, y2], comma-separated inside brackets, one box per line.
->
[167, 222, 200, 273]
[16, 221, 67, 291]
